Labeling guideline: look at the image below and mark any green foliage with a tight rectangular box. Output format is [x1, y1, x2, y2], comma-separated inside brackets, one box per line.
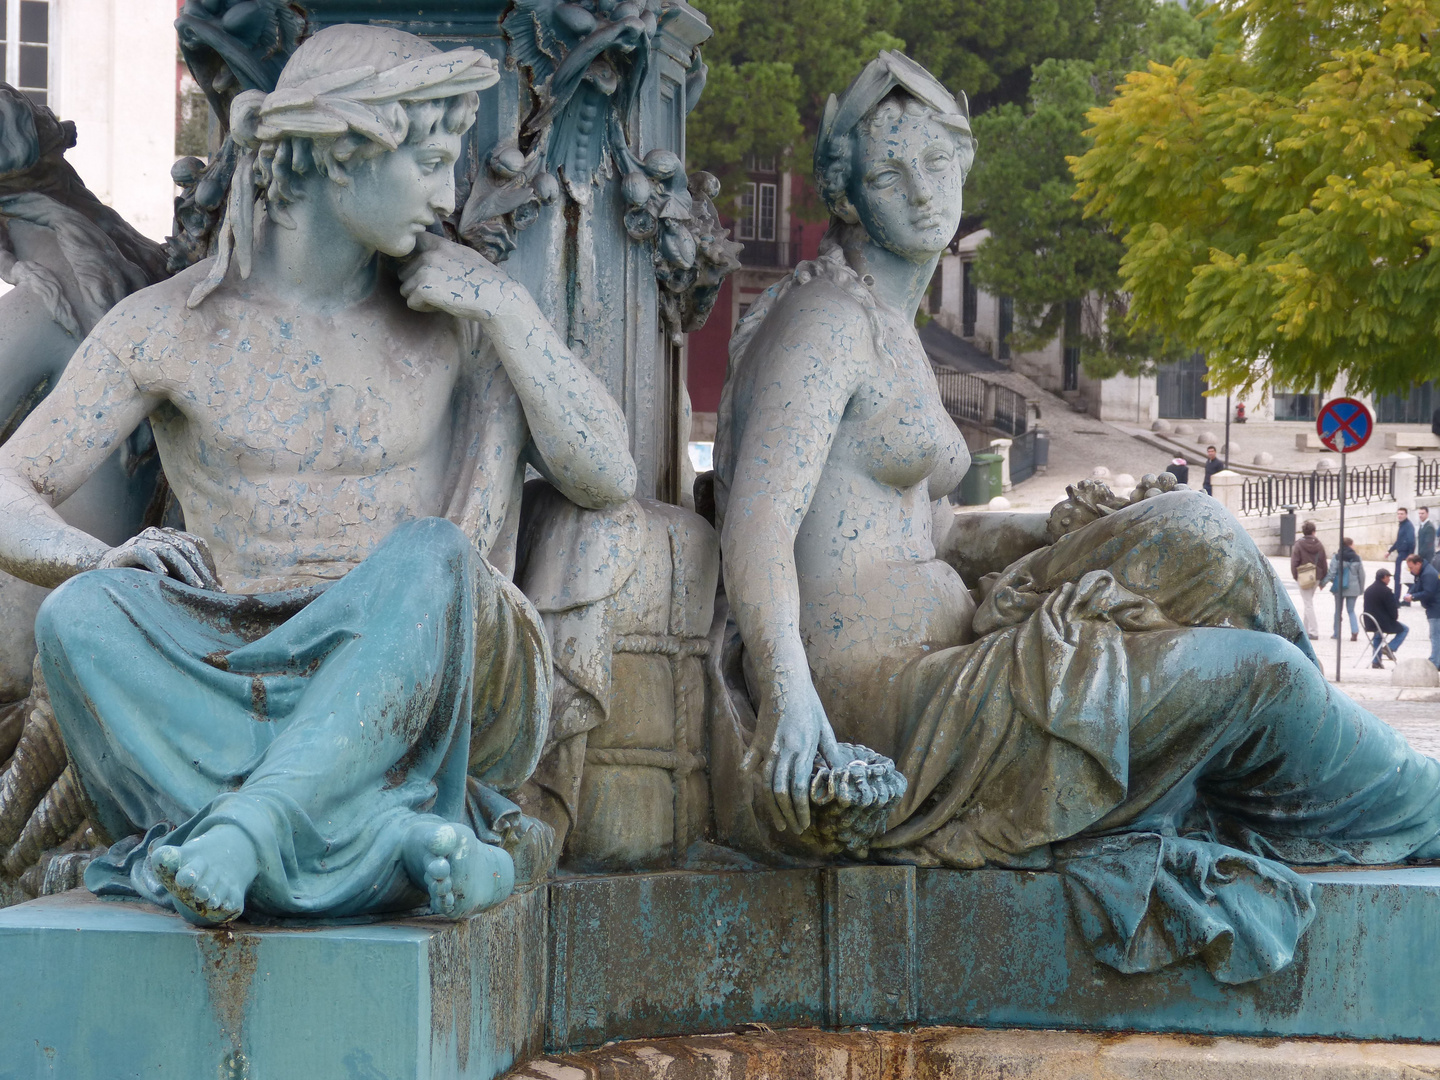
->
[688, 0, 903, 206]
[1073, 0, 1440, 397]
[966, 4, 1214, 376]
[895, 0, 1154, 112]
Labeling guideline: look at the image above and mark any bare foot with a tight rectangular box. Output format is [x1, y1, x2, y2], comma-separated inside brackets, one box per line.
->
[402, 819, 513, 918]
[150, 824, 259, 926]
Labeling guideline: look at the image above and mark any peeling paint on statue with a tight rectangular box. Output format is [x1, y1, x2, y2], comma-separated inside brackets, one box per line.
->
[713, 50, 1440, 983]
[0, 25, 637, 925]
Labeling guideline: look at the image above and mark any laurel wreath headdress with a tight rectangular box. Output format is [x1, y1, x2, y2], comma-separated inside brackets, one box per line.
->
[188, 41, 499, 308]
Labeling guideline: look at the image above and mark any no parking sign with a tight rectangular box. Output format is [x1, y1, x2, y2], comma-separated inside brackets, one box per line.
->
[1316, 397, 1373, 454]
[1314, 396, 1373, 683]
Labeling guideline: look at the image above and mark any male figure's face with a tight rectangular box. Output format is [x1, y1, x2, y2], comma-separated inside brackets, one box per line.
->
[331, 119, 462, 258]
[1421, 509, 1429, 522]
[1399, 509, 1409, 522]
[1206, 447, 1217, 459]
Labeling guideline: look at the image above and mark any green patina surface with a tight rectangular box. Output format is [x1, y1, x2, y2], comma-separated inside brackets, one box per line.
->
[6, 864, 1440, 1079]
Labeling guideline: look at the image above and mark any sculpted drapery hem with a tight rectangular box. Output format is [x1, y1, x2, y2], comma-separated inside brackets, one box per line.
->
[39, 517, 551, 919]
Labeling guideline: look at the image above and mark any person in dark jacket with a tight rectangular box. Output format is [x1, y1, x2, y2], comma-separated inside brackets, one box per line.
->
[1165, 457, 1189, 486]
[1389, 507, 1416, 598]
[1402, 554, 1440, 669]
[1201, 445, 1224, 495]
[1364, 569, 1408, 667]
[1418, 507, 1435, 564]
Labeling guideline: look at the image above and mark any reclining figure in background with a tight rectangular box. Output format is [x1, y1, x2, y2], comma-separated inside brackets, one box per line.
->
[0, 25, 636, 925]
[713, 51, 1440, 984]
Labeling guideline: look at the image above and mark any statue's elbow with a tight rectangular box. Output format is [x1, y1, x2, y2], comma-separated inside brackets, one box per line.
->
[572, 456, 636, 511]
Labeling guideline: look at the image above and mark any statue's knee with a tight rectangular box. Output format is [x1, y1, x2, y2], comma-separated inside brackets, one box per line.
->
[34, 569, 130, 652]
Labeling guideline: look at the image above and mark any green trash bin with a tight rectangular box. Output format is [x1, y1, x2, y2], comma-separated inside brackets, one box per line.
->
[954, 452, 1003, 505]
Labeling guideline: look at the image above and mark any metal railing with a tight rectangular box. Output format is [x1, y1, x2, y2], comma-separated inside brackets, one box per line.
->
[930, 364, 1030, 439]
[1420, 456, 1440, 497]
[931, 365, 987, 427]
[992, 386, 1029, 437]
[737, 238, 799, 269]
[1238, 462, 1395, 516]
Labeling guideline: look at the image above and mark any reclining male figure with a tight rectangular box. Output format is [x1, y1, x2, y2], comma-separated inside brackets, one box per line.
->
[0, 26, 636, 925]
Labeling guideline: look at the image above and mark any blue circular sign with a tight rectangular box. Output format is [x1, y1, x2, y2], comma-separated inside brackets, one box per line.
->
[1316, 397, 1373, 454]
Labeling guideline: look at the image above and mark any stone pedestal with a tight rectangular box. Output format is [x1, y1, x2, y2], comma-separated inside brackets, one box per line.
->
[9, 865, 1440, 1079]
[0, 887, 545, 1080]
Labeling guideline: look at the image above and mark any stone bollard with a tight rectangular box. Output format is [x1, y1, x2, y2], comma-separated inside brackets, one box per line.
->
[1392, 657, 1440, 689]
[1391, 452, 1419, 509]
[989, 438, 1013, 492]
[1209, 469, 1244, 516]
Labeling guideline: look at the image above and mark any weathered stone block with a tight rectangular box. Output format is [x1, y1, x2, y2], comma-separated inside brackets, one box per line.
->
[547, 869, 826, 1049]
[917, 866, 1440, 1042]
[822, 864, 916, 1027]
[0, 887, 545, 1080]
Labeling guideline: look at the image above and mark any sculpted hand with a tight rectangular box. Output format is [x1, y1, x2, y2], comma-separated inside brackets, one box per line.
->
[397, 232, 514, 323]
[97, 527, 221, 590]
[751, 675, 843, 835]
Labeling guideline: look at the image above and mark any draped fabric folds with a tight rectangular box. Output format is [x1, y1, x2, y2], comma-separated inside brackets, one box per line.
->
[39, 517, 550, 919]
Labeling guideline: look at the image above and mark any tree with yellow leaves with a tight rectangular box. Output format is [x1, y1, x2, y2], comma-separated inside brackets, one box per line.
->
[1073, 0, 1440, 396]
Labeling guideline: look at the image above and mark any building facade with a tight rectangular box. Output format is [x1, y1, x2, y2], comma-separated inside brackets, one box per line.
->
[940, 229, 1437, 431]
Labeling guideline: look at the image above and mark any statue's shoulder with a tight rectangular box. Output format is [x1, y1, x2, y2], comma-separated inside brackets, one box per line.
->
[768, 260, 873, 328]
[85, 260, 219, 358]
[727, 254, 877, 392]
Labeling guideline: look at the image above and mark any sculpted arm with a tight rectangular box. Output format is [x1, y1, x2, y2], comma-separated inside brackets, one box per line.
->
[0, 334, 161, 586]
[400, 235, 636, 509]
[720, 293, 865, 833]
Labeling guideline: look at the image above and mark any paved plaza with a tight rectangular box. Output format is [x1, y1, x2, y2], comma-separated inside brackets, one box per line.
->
[1267, 556, 1440, 757]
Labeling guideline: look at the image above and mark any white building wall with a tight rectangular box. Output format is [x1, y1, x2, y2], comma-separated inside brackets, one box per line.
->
[1087, 370, 1159, 425]
[54, 0, 177, 241]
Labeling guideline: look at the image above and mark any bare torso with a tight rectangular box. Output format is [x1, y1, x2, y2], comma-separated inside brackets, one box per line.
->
[101, 263, 473, 592]
[728, 280, 974, 750]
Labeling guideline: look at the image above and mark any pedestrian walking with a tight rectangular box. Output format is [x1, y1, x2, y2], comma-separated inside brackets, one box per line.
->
[1402, 554, 1440, 670]
[1328, 537, 1365, 640]
[1418, 506, 1436, 564]
[1364, 570, 1409, 667]
[1202, 445, 1224, 495]
[1290, 520, 1327, 640]
[1388, 507, 1416, 598]
[1165, 457, 1189, 486]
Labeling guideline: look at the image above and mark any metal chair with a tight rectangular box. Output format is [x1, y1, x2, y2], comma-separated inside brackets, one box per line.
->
[1358, 611, 1392, 669]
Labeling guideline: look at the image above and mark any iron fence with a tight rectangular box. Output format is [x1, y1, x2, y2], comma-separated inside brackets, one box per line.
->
[737, 237, 800, 269]
[1009, 428, 1038, 485]
[931, 365, 988, 428]
[1420, 456, 1440, 497]
[930, 365, 1029, 438]
[1238, 461, 1395, 516]
[992, 386, 1029, 437]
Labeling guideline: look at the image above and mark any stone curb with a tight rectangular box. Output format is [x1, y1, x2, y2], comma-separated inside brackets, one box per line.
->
[508, 1025, 1440, 1079]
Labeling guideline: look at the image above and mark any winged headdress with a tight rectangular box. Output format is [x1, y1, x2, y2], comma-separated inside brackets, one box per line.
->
[814, 50, 974, 184]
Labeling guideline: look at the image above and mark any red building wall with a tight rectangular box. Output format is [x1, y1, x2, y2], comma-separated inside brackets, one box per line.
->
[686, 204, 828, 418]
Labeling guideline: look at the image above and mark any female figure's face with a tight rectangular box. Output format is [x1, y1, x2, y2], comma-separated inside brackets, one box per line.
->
[847, 103, 964, 260]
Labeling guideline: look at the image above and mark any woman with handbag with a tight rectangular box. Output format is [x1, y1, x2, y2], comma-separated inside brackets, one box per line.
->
[1291, 520, 1327, 640]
